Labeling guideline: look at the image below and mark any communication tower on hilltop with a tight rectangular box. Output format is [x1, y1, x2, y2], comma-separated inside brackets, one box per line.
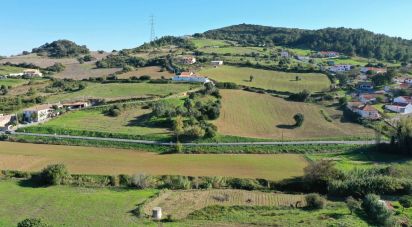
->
[150, 15, 156, 42]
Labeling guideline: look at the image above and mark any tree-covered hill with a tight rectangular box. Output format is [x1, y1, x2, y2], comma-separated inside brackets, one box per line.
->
[198, 24, 412, 62]
[32, 40, 90, 58]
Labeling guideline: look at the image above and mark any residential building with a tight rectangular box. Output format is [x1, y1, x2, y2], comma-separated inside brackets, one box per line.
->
[385, 103, 412, 115]
[329, 64, 352, 72]
[357, 82, 374, 91]
[180, 56, 196, 65]
[359, 94, 378, 104]
[23, 69, 43, 77]
[23, 104, 54, 122]
[347, 102, 381, 120]
[7, 73, 24, 77]
[172, 72, 211, 83]
[296, 56, 310, 61]
[211, 60, 224, 67]
[393, 96, 412, 105]
[317, 51, 339, 58]
[62, 101, 90, 110]
[360, 67, 387, 74]
[0, 114, 14, 130]
[280, 51, 289, 58]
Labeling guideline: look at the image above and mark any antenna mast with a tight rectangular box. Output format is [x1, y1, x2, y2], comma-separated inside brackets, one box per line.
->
[150, 14, 156, 42]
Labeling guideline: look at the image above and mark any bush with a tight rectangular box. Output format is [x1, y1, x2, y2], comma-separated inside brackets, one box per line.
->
[131, 173, 153, 189]
[399, 196, 412, 211]
[17, 218, 49, 227]
[362, 194, 393, 225]
[289, 89, 311, 102]
[293, 113, 304, 127]
[305, 193, 326, 209]
[227, 178, 261, 190]
[139, 75, 151, 80]
[346, 196, 361, 214]
[304, 160, 343, 193]
[39, 164, 69, 185]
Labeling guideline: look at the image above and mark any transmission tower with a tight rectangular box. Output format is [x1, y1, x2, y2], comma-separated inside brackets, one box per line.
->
[150, 15, 156, 42]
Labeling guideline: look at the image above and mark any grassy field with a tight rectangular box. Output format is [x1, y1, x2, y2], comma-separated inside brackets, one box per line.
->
[30, 106, 170, 139]
[199, 46, 265, 55]
[190, 38, 230, 48]
[46, 82, 196, 102]
[0, 179, 157, 227]
[200, 66, 330, 93]
[0, 78, 27, 88]
[213, 90, 374, 140]
[0, 65, 26, 75]
[144, 190, 306, 219]
[117, 66, 174, 79]
[53, 62, 121, 79]
[0, 142, 308, 180]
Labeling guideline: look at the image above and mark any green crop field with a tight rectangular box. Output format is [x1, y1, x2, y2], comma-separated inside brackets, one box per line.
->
[0, 78, 27, 88]
[46, 82, 197, 102]
[190, 38, 229, 48]
[0, 65, 26, 75]
[213, 90, 374, 140]
[28, 105, 171, 140]
[0, 180, 157, 227]
[0, 142, 307, 180]
[200, 65, 330, 93]
[198, 46, 265, 55]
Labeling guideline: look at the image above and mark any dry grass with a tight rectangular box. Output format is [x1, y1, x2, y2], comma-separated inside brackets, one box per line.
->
[117, 66, 173, 79]
[0, 142, 307, 180]
[5, 81, 50, 96]
[0, 53, 77, 68]
[53, 62, 121, 79]
[214, 90, 374, 140]
[144, 190, 306, 219]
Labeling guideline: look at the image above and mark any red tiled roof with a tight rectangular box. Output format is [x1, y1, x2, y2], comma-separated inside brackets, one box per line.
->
[359, 105, 378, 112]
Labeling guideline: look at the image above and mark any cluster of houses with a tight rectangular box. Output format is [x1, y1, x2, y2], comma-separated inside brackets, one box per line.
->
[0, 101, 90, 131]
[178, 56, 224, 68]
[172, 71, 211, 83]
[3, 69, 43, 78]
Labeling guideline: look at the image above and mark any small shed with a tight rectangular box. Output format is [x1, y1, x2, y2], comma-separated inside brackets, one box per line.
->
[152, 207, 162, 220]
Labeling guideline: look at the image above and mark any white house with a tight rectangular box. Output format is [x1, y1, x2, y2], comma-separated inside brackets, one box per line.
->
[296, 56, 310, 61]
[7, 73, 24, 77]
[329, 64, 352, 72]
[211, 61, 223, 67]
[280, 51, 289, 58]
[62, 101, 90, 110]
[0, 114, 14, 130]
[405, 78, 412, 84]
[23, 104, 54, 122]
[393, 96, 412, 105]
[172, 72, 211, 83]
[359, 94, 378, 104]
[318, 51, 339, 58]
[180, 56, 196, 65]
[23, 69, 43, 77]
[347, 102, 381, 120]
[385, 104, 412, 115]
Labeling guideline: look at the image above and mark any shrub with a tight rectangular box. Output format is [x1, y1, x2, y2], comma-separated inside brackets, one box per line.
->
[139, 75, 151, 80]
[40, 164, 69, 185]
[227, 178, 261, 190]
[304, 160, 343, 193]
[399, 196, 412, 211]
[293, 113, 304, 127]
[131, 173, 153, 189]
[362, 194, 393, 225]
[162, 176, 191, 190]
[289, 89, 311, 102]
[305, 193, 326, 209]
[17, 218, 49, 227]
[346, 196, 361, 214]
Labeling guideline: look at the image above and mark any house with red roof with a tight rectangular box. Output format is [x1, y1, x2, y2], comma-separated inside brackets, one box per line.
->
[347, 102, 381, 120]
[360, 67, 387, 74]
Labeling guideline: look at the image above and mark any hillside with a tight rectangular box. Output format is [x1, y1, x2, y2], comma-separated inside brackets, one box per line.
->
[31, 39, 90, 58]
[199, 24, 412, 61]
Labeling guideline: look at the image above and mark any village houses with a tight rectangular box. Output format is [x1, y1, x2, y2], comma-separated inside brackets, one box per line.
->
[23, 104, 56, 122]
[347, 102, 381, 120]
[329, 64, 352, 73]
[172, 72, 211, 83]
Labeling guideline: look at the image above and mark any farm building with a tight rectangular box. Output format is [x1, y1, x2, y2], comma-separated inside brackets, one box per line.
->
[280, 51, 289, 58]
[317, 51, 339, 58]
[172, 72, 211, 83]
[329, 64, 352, 72]
[211, 60, 224, 67]
[347, 102, 381, 120]
[180, 56, 196, 65]
[385, 103, 412, 114]
[0, 114, 14, 130]
[23, 104, 55, 122]
[23, 69, 43, 77]
[62, 101, 90, 110]
[393, 96, 412, 105]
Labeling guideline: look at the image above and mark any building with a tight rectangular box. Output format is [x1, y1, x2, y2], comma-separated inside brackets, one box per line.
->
[329, 64, 352, 72]
[317, 51, 339, 58]
[23, 104, 54, 122]
[347, 102, 381, 120]
[172, 72, 211, 83]
[385, 103, 412, 115]
[210, 60, 224, 67]
[360, 67, 387, 74]
[0, 114, 14, 130]
[357, 82, 374, 91]
[23, 69, 43, 77]
[7, 73, 24, 77]
[296, 56, 310, 61]
[62, 101, 90, 110]
[180, 56, 196, 65]
[359, 94, 378, 104]
[393, 96, 412, 105]
[280, 51, 289, 58]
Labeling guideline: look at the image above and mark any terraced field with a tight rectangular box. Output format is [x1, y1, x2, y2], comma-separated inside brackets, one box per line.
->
[144, 190, 306, 219]
[117, 66, 173, 79]
[200, 65, 330, 93]
[214, 90, 374, 140]
[0, 79, 27, 88]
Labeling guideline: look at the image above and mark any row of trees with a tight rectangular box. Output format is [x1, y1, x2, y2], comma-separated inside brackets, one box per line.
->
[200, 24, 412, 62]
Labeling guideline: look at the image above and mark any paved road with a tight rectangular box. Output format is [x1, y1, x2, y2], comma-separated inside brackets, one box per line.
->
[9, 132, 380, 147]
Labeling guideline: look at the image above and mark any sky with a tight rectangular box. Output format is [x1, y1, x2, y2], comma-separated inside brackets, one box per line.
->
[1, 0, 411, 56]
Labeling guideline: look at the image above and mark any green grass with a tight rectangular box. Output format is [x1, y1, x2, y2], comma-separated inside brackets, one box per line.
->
[26, 106, 171, 140]
[190, 38, 229, 48]
[0, 65, 26, 75]
[0, 179, 158, 227]
[187, 204, 368, 226]
[0, 78, 27, 88]
[200, 65, 330, 93]
[46, 82, 197, 102]
[199, 46, 265, 55]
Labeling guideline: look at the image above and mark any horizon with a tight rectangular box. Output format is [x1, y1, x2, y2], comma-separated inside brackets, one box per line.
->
[1, 0, 412, 56]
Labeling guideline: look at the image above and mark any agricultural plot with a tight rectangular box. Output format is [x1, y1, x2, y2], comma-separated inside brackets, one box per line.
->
[200, 66, 330, 93]
[0, 79, 27, 88]
[0, 142, 307, 180]
[214, 90, 374, 140]
[144, 190, 306, 219]
[53, 62, 121, 79]
[117, 66, 173, 79]
[198, 46, 265, 55]
[0, 180, 156, 227]
[46, 82, 196, 102]
[191, 38, 229, 48]
[30, 106, 170, 139]
[0, 53, 77, 68]
[0, 65, 27, 75]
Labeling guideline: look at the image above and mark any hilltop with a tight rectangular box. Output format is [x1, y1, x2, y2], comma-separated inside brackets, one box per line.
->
[197, 24, 412, 62]
[31, 39, 90, 58]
